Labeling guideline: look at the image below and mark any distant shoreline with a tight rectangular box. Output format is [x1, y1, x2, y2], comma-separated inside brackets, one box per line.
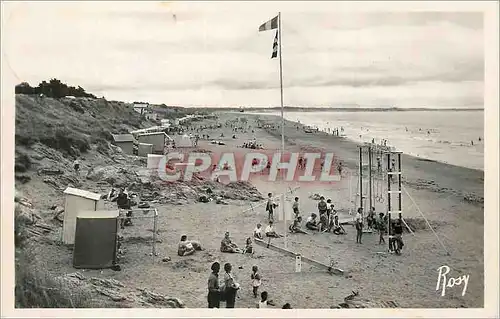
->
[199, 107, 484, 113]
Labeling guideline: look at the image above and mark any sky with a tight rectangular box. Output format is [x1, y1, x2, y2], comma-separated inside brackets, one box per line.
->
[3, 2, 484, 108]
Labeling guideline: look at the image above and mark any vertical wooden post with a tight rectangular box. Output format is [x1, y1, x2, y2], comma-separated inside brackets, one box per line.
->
[387, 152, 392, 240]
[368, 146, 373, 211]
[152, 209, 158, 261]
[398, 153, 402, 220]
[359, 147, 363, 210]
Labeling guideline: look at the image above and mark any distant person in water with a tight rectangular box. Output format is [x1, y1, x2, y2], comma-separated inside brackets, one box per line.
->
[479, 137, 482, 142]
[471, 140, 474, 146]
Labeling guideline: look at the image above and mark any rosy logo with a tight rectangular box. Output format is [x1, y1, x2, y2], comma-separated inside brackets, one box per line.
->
[152, 150, 343, 185]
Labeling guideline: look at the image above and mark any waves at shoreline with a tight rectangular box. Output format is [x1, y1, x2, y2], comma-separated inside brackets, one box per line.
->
[249, 110, 484, 171]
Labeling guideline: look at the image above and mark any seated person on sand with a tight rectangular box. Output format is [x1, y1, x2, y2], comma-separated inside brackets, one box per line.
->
[243, 237, 254, 254]
[265, 221, 283, 238]
[221, 232, 243, 253]
[253, 223, 264, 240]
[305, 213, 320, 231]
[178, 235, 203, 256]
[289, 216, 308, 234]
[319, 212, 329, 232]
[332, 216, 346, 235]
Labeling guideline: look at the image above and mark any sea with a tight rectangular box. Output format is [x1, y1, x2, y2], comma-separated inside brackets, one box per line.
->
[250, 110, 484, 171]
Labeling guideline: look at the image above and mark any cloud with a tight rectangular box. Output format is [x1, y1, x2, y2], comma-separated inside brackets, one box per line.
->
[3, 2, 484, 107]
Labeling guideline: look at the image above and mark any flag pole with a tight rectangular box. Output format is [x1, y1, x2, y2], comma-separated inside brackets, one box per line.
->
[278, 12, 287, 249]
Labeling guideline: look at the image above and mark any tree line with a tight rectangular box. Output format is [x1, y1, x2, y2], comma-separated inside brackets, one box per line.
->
[15, 78, 97, 99]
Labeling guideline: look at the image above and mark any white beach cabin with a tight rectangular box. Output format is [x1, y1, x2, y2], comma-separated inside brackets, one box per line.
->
[138, 132, 172, 154]
[176, 134, 192, 147]
[62, 187, 104, 245]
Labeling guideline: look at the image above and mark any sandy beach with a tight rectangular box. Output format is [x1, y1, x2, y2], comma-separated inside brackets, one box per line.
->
[15, 109, 484, 309]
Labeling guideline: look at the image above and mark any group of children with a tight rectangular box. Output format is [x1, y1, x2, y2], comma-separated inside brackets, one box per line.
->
[290, 196, 346, 235]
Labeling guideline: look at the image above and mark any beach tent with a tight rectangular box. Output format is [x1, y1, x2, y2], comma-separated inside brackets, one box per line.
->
[62, 187, 104, 245]
[147, 154, 164, 169]
[138, 143, 153, 157]
[73, 210, 119, 269]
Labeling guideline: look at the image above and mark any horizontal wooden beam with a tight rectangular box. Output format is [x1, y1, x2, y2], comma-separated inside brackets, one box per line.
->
[255, 238, 298, 259]
[254, 239, 345, 276]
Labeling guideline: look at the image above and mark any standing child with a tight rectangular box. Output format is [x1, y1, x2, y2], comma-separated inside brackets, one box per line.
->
[266, 193, 276, 222]
[378, 213, 386, 244]
[355, 207, 363, 244]
[326, 199, 332, 218]
[317, 196, 327, 216]
[251, 266, 261, 298]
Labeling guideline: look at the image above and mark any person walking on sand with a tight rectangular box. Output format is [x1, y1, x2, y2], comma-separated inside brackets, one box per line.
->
[355, 207, 364, 244]
[207, 262, 221, 308]
[73, 158, 81, 176]
[337, 162, 343, 177]
[251, 266, 261, 298]
[222, 263, 240, 308]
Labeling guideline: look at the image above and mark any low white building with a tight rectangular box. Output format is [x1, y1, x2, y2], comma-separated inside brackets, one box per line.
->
[146, 113, 158, 121]
[133, 103, 149, 115]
